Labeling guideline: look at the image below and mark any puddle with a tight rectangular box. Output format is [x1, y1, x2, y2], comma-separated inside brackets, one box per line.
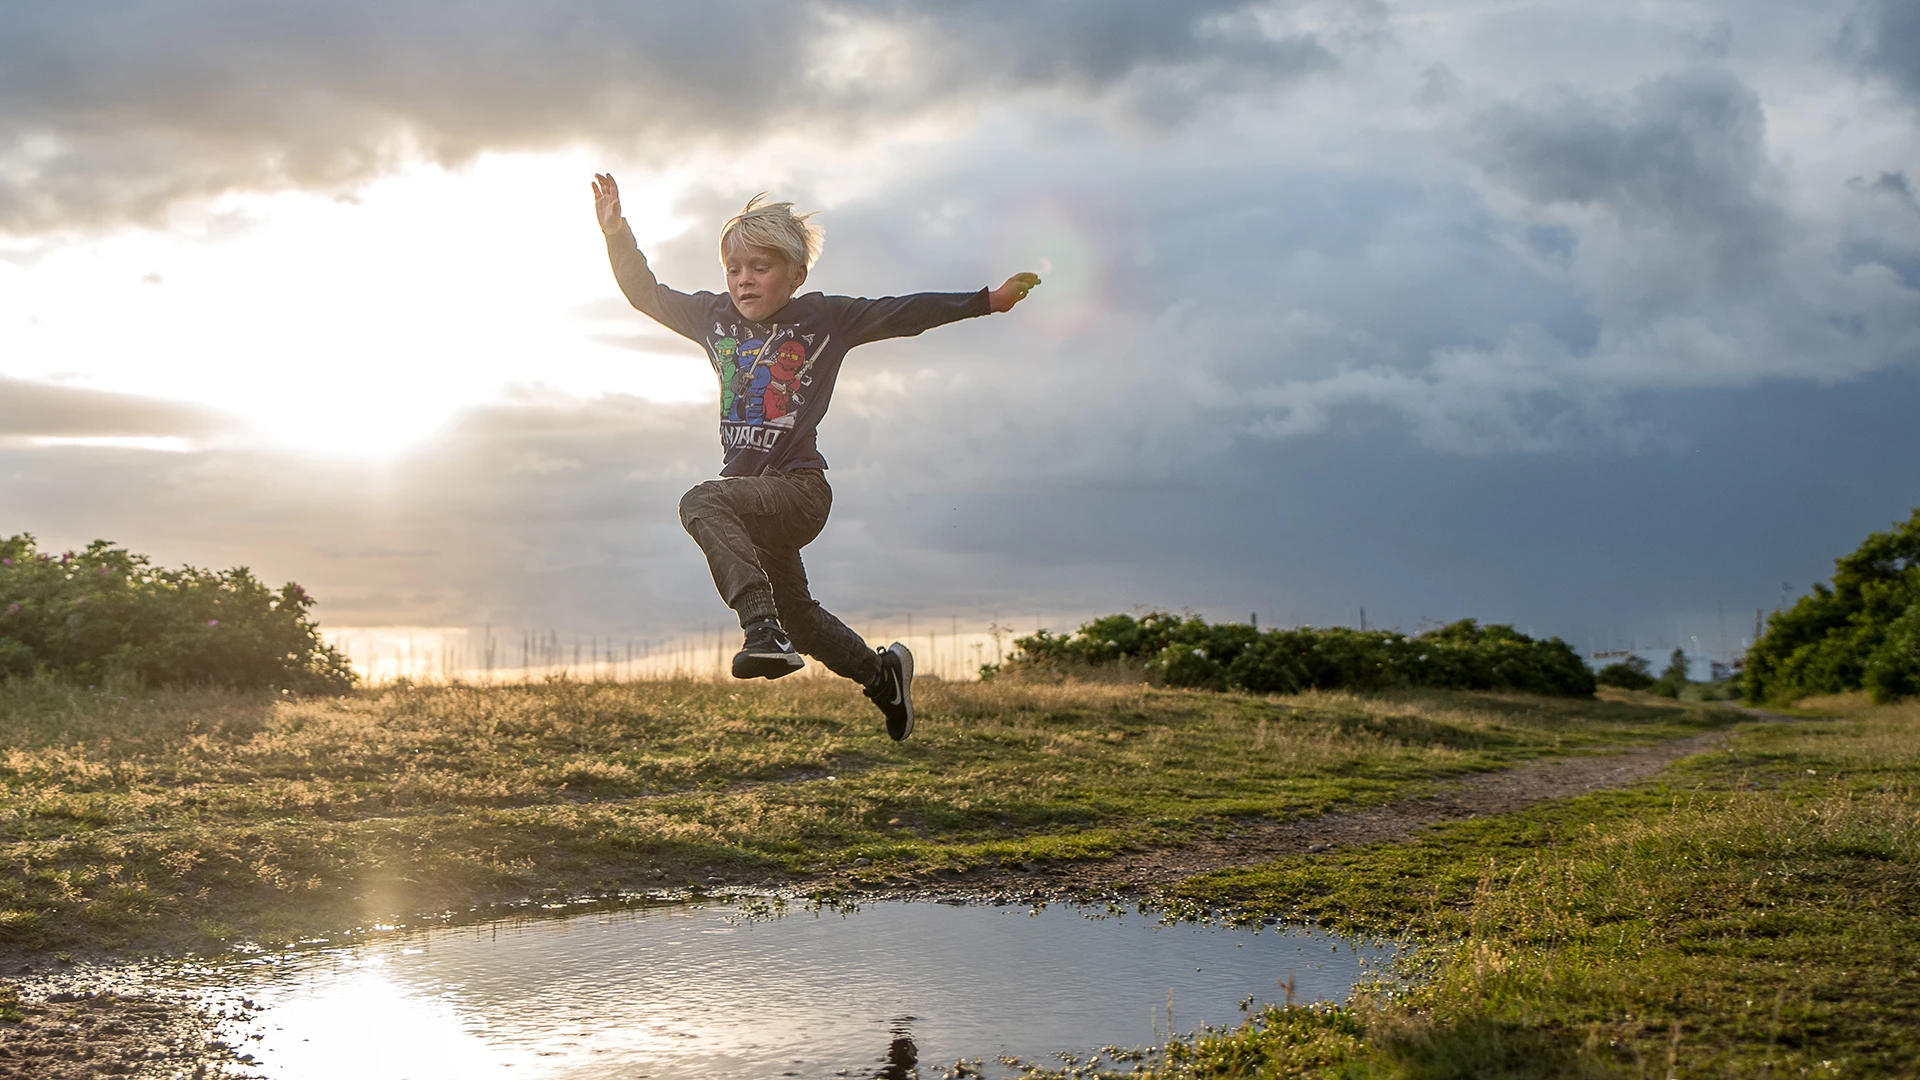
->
[61, 901, 1389, 1078]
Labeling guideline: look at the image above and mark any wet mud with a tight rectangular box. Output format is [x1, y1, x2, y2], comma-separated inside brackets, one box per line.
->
[0, 986, 235, 1079]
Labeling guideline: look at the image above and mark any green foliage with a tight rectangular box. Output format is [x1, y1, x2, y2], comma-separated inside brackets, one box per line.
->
[1863, 602, 1920, 704]
[0, 534, 353, 692]
[1006, 613, 1596, 698]
[1153, 701, 1920, 1078]
[1594, 653, 1654, 691]
[1745, 507, 1920, 703]
[1658, 647, 1689, 684]
[1647, 646, 1690, 698]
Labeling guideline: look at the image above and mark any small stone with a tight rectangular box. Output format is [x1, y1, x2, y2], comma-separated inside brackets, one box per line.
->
[1307, 843, 1328, 853]
[852, 857, 872, 867]
[1262, 916, 1278, 926]
[1020, 862, 1040, 873]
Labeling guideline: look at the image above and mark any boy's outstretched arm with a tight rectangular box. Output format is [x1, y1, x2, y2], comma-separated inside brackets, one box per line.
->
[838, 272, 1042, 346]
[592, 172, 623, 235]
[592, 171, 708, 341]
[987, 272, 1042, 313]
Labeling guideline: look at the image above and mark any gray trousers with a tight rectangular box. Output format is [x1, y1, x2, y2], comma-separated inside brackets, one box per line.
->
[678, 468, 880, 686]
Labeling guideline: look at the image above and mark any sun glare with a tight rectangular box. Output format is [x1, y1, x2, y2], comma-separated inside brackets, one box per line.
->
[15, 435, 193, 453]
[247, 962, 518, 1077]
[993, 201, 1106, 335]
[0, 151, 714, 459]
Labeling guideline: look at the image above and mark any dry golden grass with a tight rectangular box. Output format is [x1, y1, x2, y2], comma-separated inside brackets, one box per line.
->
[0, 674, 1725, 953]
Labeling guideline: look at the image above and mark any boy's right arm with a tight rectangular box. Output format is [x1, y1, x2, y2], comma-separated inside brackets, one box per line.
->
[593, 172, 711, 342]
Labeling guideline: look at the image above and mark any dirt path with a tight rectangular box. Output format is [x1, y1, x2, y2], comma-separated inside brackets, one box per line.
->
[858, 709, 1802, 900]
[1071, 728, 1735, 892]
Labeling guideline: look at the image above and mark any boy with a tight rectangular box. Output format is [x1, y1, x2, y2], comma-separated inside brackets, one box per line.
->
[592, 174, 1039, 740]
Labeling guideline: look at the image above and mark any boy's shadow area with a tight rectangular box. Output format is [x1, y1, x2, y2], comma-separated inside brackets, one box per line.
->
[875, 1016, 917, 1079]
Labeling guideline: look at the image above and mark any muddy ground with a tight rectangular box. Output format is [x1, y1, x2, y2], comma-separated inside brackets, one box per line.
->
[2, 714, 1783, 1077]
[0, 985, 246, 1079]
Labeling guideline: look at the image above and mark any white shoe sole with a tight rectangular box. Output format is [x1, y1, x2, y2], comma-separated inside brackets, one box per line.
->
[732, 651, 805, 680]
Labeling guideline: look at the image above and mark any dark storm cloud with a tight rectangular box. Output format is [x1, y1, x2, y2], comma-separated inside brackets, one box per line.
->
[0, 0, 1330, 232]
[9, 371, 1919, 656]
[1858, 0, 1920, 104]
[0, 375, 235, 438]
[1468, 70, 1785, 283]
[1849, 170, 1918, 214]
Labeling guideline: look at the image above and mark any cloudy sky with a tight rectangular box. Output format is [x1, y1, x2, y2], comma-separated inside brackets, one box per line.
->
[3, 0, 1917, 661]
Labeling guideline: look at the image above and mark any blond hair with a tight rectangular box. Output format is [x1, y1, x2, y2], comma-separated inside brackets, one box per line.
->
[718, 193, 824, 271]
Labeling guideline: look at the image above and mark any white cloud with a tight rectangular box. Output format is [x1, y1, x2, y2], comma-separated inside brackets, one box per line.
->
[3, 0, 1918, 646]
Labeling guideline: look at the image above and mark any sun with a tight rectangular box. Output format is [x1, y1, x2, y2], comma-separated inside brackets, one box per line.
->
[0, 150, 713, 459]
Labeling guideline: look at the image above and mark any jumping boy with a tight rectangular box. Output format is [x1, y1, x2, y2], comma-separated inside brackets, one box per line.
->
[592, 174, 1039, 740]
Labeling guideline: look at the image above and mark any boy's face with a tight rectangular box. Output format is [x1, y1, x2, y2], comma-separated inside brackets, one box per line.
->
[725, 241, 807, 322]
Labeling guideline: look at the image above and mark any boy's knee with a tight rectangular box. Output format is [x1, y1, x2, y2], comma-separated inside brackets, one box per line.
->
[678, 481, 725, 531]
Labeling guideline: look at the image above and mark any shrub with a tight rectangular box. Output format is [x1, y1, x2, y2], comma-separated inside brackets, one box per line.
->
[0, 534, 354, 692]
[1000, 612, 1595, 698]
[1595, 654, 1655, 691]
[1745, 507, 1920, 703]
[1863, 603, 1920, 704]
[1649, 647, 1690, 698]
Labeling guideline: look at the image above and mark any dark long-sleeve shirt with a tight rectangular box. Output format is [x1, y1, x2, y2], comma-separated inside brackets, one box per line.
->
[605, 220, 991, 476]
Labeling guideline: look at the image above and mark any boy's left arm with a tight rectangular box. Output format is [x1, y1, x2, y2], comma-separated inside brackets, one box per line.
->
[840, 273, 1041, 344]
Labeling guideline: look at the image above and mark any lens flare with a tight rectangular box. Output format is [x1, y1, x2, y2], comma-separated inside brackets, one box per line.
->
[993, 202, 1106, 335]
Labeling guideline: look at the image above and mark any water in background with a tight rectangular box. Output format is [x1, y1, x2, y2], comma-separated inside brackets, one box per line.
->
[195, 900, 1385, 1078]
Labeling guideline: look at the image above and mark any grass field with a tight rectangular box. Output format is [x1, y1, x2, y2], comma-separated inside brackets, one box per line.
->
[0, 674, 1720, 955]
[1130, 693, 1920, 1078]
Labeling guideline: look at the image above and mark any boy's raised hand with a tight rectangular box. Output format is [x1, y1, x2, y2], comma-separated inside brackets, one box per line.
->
[592, 172, 623, 235]
[988, 271, 1041, 313]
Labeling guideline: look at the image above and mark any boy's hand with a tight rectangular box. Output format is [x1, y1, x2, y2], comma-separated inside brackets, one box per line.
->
[592, 172, 623, 235]
[988, 272, 1041, 313]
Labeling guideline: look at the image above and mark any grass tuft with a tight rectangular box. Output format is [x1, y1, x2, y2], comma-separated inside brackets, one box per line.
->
[1135, 695, 1920, 1078]
[0, 675, 1719, 954]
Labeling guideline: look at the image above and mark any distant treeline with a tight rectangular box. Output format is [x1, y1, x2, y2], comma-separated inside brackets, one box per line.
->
[998, 612, 1596, 698]
[1746, 508, 1920, 704]
[0, 534, 354, 692]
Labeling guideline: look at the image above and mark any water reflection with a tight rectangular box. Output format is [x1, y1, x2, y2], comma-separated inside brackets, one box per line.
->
[878, 1018, 918, 1080]
[180, 901, 1383, 1079]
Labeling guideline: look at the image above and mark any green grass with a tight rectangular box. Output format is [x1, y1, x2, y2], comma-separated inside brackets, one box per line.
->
[0, 674, 1718, 953]
[1121, 694, 1920, 1078]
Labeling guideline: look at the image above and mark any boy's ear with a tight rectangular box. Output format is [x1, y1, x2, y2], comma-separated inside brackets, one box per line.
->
[790, 261, 809, 291]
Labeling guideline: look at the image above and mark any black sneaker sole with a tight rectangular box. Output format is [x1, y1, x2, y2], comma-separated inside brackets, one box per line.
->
[732, 651, 805, 680]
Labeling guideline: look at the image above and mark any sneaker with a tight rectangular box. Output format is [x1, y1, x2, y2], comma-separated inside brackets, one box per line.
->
[863, 642, 914, 741]
[731, 620, 804, 680]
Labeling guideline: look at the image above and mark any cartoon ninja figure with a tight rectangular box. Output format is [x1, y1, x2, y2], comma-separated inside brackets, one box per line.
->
[712, 336, 740, 418]
[762, 340, 810, 422]
[731, 339, 772, 424]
